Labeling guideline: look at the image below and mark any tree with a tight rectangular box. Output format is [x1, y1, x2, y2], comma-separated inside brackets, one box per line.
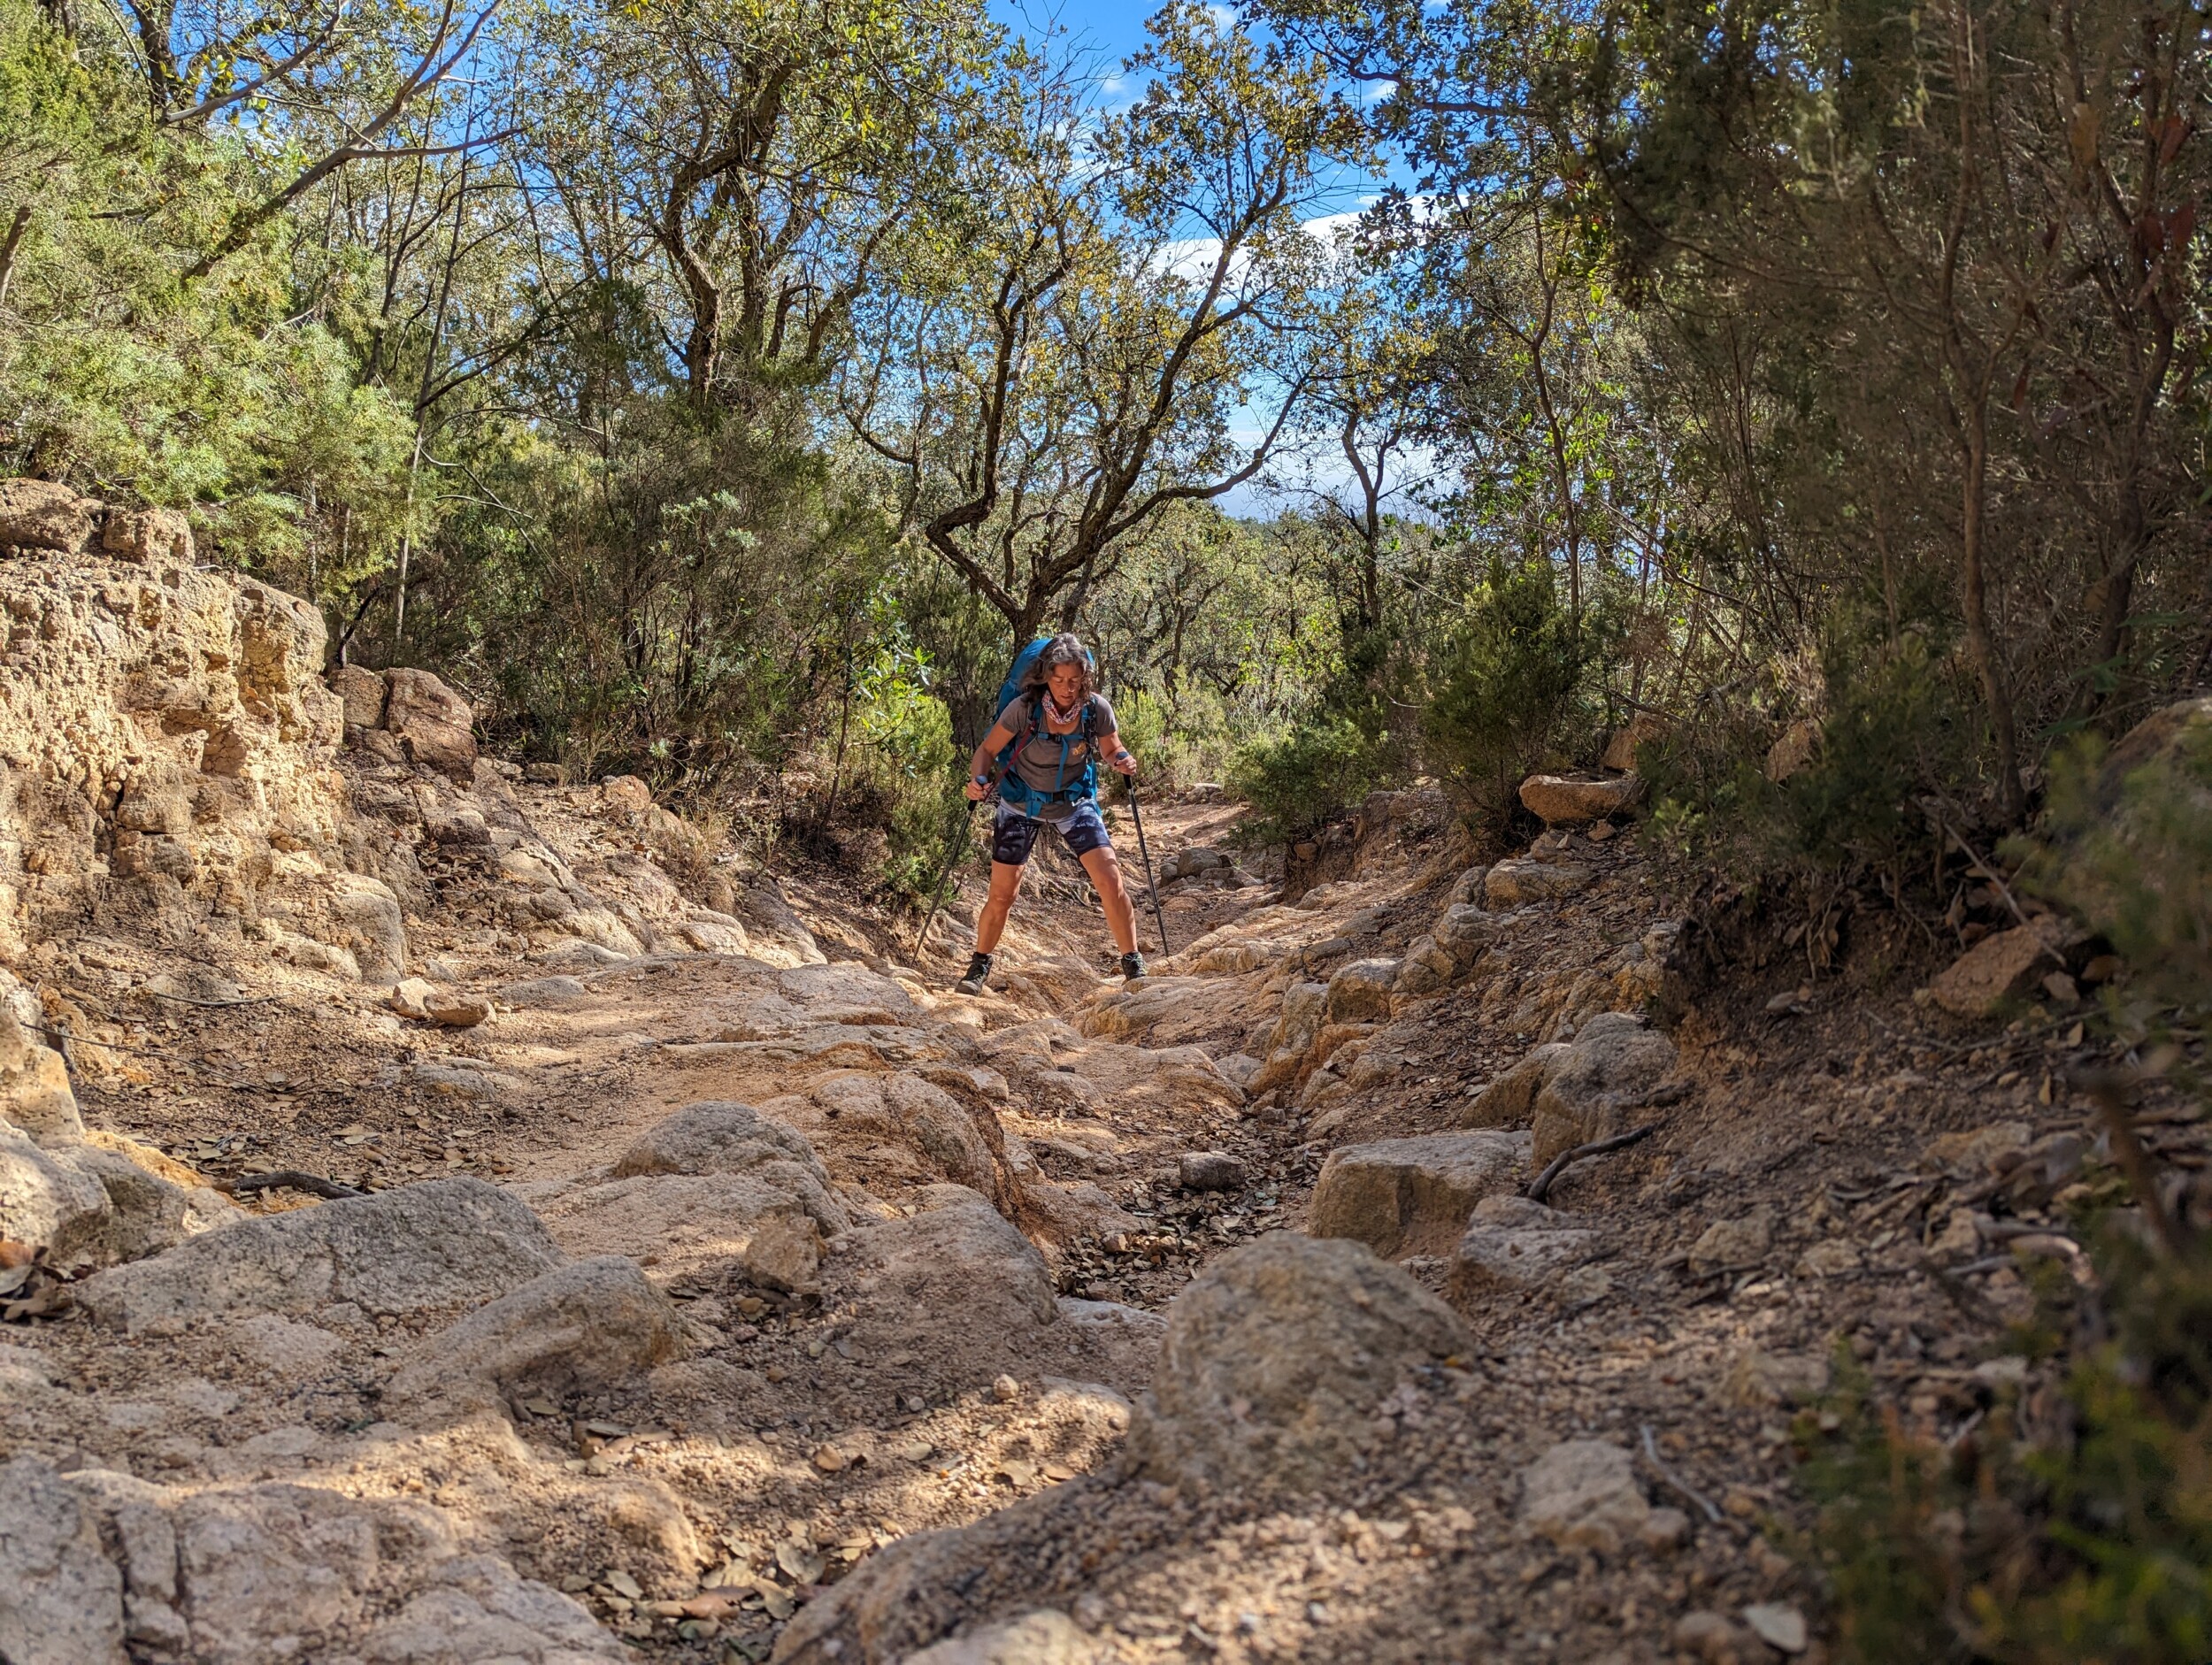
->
[844, 2, 1361, 642]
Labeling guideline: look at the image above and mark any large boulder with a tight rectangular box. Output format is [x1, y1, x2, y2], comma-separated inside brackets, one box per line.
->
[1450, 1197, 1602, 1298]
[0, 1455, 127, 1665]
[328, 664, 388, 730]
[101, 504, 194, 564]
[1133, 1233, 1470, 1498]
[1248, 980, 1330, 1093]
[71, 1137, 242, 1262]
[330, 875, 410, 983]
[26, 1462, 626, 1665]
[76, 1178, 562, 1331]
[1308, 1132, 1532, 1258]
[388, 1255, 688, 1417]
[1482, 857, 1594, 907]
[611, 1100, 844, 1230]
[1471, 1014, 1678, 1167]
[0, 1002, 81, 1141]
[382, 667, 478, 784]
[1529, 1013, 1678, 1166]
[0, 479, 96, 553]
[0, 1122, 110, 1261]
[1325, 957, 1402, 1024]
[730, 876, 827, 968]
[901, 1611, 1100, 1665]
[1519, 773, 1645, 825]
[528, 1171, 829, 1292]
[1925, 920, 2090, 1019]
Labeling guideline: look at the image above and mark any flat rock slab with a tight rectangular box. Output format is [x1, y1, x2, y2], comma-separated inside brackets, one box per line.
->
[1926, 921, 2087, 1018]
[1309, 1132, 1533, 1258]
[1483, 858, 1594, 908]
[1450, 1220, 1601, 1299]
[388, 1255, 687, 1417]
[77, 1178, 563, 1331]
[1519, 773, 1645, 825]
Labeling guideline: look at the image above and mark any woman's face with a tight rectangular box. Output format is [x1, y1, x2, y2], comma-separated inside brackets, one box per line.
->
[1047, 661, 1084, 704]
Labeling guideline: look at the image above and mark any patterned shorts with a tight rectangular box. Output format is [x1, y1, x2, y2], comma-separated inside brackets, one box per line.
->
[991, 799, 1110, 865]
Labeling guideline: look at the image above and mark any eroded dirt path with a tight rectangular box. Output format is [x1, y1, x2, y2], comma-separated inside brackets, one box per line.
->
[8, 761, 2178, 1665]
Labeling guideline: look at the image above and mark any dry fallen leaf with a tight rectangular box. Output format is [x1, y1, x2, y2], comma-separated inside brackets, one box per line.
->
[774, 1542, 825, 1584]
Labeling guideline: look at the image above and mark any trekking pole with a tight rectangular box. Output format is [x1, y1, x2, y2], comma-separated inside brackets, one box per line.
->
[1123, 779, 1171, 958]
[914, 796, 981, 955]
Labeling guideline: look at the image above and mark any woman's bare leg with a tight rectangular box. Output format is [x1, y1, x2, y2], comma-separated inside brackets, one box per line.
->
[1079, 846, 1139, 955]
[974, 860, 1025, 954]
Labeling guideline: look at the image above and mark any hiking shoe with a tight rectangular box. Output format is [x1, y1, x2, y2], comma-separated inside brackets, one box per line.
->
[956, 952, 994, 996]
[1121, 951, 1147, 983]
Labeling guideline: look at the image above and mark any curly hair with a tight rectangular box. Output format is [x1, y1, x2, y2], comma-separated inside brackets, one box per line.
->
[1022, 633, 1094, 701]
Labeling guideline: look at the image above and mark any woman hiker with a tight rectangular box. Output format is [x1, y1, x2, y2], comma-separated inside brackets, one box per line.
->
[956, 633, 1146, 995]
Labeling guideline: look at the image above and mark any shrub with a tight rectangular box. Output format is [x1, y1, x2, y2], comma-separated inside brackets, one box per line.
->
[2023, 713, 2212, 1014]
[1423, 559, 1596, 833]
[1801, 1229, 2212, 1665]
[1230, 711, 1393, 842]
[1643, 622, 1984, 885]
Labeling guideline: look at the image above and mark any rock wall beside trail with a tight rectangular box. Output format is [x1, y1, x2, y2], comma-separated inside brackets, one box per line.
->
[0, 508, 349, 960]
[0, 482, 664, 981]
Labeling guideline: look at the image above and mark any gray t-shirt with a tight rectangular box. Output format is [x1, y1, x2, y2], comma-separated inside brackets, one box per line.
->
[995, 693, 1118, 797]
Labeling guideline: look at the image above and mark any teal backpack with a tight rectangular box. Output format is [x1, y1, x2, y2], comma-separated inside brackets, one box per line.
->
[990, 638, 1098, 810]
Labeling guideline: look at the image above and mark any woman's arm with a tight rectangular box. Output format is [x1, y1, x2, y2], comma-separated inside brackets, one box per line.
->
[1095, 727, 1137, 774]
[965, 719, 1018, 799]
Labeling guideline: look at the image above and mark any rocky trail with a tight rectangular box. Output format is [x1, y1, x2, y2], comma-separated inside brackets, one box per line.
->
[3, 490, 2204, 1665]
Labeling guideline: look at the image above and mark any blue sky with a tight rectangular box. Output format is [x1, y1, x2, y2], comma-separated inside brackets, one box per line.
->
[985, 1, 1420, 518]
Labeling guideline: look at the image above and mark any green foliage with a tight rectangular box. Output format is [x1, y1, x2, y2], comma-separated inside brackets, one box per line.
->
[849, 647, 964, 900]
[1230, 711, 1393, 844]
[1801, 1229, 2212, 1665]
[1424, 558, 1594, 832]
[1644, 620, 1983, 883]
[2025, 719, 2212, 1016]
[0, 0, 413, 568]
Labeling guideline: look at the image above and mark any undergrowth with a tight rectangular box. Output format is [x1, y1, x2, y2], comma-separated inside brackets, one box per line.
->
[1801, 705, 2212, 1663]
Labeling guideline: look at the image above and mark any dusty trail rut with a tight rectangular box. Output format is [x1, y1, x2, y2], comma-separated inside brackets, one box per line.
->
[4, 521, 2193, 1665]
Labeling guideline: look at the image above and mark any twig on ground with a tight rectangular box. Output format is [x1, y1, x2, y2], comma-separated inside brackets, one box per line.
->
[2078, 1066, 2189, 1261]
[1640, 1423, 1723, 1523]
[142, 988, 275, 1009]
[224, 1171, 364, 1201]
[1525, 1124, 1659, 1204]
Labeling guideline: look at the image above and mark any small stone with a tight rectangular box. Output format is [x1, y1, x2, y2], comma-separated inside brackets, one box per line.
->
[1638, 1506, 1690, 1551]
[1517, 1439, 1650, 1554]
[388, 977, 437, 1018]
[1177, 1151, 1247, 1193]
[812, 1446, 847, 1474]
[2039, 971, 2079, 1006]
[1687, 1208, 1772, 1275]
[1793, 1239, 1861, 1278]
[422, 990, 492, 1028]
[1673, 1610, 1754, 1662]
[992, 1373, 1021, 1403]
[1741, 1602, 1809, 1653]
